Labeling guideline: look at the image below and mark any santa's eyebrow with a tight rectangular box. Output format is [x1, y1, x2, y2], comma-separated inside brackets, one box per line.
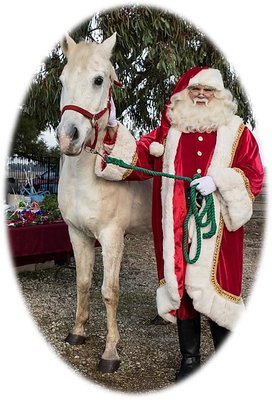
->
[188, 85, 215, 91]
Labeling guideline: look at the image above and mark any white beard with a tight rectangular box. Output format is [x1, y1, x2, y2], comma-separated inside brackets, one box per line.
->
[167, 90, 237, 133]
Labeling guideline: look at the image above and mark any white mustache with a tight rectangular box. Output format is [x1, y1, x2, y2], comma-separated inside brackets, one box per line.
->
[193, 98, 208, 106]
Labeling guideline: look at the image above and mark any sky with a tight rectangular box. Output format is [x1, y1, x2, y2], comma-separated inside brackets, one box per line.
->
[41, 128, 58, 148]
[1, 1, 271, 400]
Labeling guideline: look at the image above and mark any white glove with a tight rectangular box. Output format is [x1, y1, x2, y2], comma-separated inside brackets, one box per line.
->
[108, 98, 118, 127]
[190, 176, 217, 196]
[103, 143, 114, 154]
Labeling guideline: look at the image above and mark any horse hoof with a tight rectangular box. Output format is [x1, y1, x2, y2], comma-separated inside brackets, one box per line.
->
[65, 333, 86, 345]
[97, 358, 121, 373]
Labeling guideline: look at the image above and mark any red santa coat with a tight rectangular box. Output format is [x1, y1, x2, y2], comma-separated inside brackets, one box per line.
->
[96, 115, 264, 330]
[96, 74, 264, 332]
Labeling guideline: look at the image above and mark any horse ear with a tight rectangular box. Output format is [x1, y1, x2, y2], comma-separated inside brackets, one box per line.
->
[100, 32, 117, 58]
[110, 66, 119, 84]
[61, 34, 76, 58]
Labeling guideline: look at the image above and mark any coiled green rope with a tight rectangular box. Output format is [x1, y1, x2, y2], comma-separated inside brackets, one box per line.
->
[105, 155, 217, 264]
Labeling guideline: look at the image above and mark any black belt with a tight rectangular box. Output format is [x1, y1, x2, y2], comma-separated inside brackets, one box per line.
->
[185, 187, 203, 210]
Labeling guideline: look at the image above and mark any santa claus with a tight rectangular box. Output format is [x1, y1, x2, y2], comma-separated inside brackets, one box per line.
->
[95, 66, 264, 380]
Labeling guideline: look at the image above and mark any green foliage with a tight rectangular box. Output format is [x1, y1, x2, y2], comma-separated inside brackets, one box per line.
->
[96, 6, 253, 131]
[25, 47, 64, 131]
[22, 5, 254, 141]
[39, 194, 62, 221]
[10, 110, 61, 158]
[40, 194, 59, 212]
[11, 111, 49, 157]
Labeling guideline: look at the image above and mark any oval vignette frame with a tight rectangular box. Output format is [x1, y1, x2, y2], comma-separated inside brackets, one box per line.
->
[1, 1, 271, 400]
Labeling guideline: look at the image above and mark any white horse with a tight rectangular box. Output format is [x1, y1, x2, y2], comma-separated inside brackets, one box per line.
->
[57, 33, 152, 373]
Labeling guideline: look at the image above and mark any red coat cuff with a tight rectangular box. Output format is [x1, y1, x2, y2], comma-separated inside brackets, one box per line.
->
[104, 130, 117, 145]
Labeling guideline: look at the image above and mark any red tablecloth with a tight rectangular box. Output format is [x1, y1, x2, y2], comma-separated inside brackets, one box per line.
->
[7, 222, 73, 267]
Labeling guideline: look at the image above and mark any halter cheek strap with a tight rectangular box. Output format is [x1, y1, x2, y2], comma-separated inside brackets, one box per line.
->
[61, 87, 113, 151]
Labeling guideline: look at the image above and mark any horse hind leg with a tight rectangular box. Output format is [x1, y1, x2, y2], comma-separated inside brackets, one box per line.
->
[97, 226, 124, 373]
[65, 226, 96, 345]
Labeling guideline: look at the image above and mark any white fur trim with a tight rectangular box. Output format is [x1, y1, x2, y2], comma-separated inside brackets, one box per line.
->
[208, 115, 253, 231]
[149, 142, 164, 157]
[185, 115, 249, 330]
[210, 169, 253, 231]
[185, 196, 245, 331]
[188, 68, 224, 91]
[156, 285, 178, 323]
[95, 123, 136, 181]
[158, 115, 249, 329]
[156, 127, 182, 322]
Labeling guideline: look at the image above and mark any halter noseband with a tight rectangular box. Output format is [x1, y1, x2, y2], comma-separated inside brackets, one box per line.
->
[61, 87, 113, 152]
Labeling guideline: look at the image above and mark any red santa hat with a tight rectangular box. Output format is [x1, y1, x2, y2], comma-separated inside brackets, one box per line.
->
[149, 67, 225, 157]
[188, 68, 224, 90]
[169, 66, 224, 96]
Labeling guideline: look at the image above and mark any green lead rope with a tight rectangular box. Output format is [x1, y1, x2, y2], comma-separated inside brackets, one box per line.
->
[105, 155, 217, 264]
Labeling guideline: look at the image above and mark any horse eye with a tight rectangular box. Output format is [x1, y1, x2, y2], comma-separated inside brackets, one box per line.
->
[94, 76, 104, 86]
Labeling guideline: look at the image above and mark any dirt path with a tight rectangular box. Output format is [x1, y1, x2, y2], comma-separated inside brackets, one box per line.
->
[17, 189, 266, 393]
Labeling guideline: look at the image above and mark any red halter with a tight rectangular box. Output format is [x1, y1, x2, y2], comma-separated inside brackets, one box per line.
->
[61, 87, 112, 151]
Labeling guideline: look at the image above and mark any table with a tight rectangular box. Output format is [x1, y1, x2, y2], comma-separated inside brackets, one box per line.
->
[7, 222, 73, 267]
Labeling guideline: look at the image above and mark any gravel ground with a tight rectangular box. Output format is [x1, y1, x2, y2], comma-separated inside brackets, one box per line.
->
[16, 210, 265, 394]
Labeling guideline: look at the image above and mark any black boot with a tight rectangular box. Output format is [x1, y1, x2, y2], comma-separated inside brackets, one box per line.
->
[175, 315, 201, 381]
[209, 319, 230, 350]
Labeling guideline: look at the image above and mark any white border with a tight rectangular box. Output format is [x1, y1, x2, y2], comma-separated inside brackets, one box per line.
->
[1, 2, 271, 399]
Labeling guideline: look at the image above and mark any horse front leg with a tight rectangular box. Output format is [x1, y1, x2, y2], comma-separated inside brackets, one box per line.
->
[65, 225, 96, 345]
[97, 226, 124, 373]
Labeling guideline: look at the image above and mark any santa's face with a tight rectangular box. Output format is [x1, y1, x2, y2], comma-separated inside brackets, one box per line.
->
[167, 84, 237, 133]
[188, 85, 215, 106]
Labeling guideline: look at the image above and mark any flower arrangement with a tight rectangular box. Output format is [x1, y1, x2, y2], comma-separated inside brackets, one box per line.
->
[6, 194, 63, 227]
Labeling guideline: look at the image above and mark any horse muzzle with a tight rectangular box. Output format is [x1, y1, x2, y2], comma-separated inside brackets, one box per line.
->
[57, 131, 83, 156]
[56, 121, 84, 155]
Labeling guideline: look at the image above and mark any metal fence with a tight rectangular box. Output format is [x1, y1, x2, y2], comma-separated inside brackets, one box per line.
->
[6, 156, 60, 198]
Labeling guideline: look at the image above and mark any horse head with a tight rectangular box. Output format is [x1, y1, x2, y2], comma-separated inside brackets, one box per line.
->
[56, 33, 118, 156]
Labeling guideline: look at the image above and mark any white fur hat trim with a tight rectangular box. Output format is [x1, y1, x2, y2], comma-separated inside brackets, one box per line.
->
[188, 68, 224, 91]
[149, 142, 164, 157]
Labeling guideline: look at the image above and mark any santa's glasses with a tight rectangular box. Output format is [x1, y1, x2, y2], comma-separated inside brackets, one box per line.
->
[188, 86, 215, 96]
